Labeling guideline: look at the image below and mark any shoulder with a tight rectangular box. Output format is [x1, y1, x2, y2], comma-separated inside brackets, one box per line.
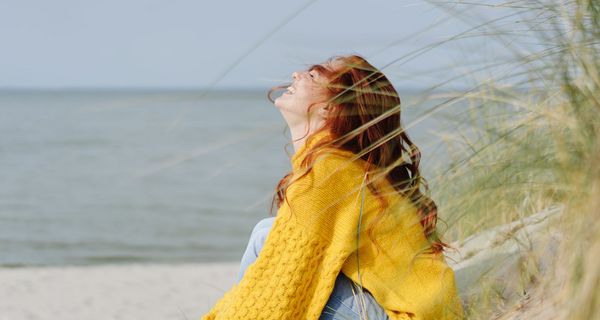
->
[293, 148, 367, 189]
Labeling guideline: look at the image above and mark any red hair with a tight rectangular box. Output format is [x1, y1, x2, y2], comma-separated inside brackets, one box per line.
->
[267, 54, 453, 255]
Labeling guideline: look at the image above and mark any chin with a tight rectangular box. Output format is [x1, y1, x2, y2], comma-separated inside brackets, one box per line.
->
[273, 97, 288, 109]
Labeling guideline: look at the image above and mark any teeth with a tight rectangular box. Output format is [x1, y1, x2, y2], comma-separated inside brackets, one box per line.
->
[286, 86, 295, 94]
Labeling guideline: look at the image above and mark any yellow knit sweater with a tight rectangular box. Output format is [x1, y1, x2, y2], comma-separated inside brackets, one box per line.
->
[201, 130, 464, 320]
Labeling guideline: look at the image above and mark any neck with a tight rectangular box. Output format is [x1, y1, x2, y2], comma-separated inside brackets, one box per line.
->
[289, 122, 325, 152]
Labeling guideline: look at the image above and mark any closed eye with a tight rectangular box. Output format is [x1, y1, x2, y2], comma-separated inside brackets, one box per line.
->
[308, 70, 319, 81]
[308, 64, 328, 83]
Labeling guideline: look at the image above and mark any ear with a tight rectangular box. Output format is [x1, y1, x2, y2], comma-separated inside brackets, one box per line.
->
[317, 103, 331, 119]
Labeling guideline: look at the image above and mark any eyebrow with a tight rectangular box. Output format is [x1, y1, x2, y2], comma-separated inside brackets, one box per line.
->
[308, 64, 330, 78]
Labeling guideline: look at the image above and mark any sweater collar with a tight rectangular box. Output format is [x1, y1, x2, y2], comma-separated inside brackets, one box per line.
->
[290, 130, 333, 169]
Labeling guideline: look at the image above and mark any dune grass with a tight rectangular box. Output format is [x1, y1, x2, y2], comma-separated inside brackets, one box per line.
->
[334, 1, 598, 319]
[409, 1, 599, 319]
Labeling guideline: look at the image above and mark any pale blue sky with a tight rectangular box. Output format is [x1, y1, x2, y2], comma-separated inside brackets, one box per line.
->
[0, 0, 521, 89]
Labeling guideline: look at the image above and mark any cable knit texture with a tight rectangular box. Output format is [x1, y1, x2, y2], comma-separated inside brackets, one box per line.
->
[201, 130, 464, 320]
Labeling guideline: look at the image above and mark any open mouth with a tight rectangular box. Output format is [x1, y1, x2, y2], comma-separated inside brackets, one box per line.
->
[286, 86, 296, 95]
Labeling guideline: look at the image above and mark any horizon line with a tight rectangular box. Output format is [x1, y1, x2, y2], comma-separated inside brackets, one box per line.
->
[0, 85, 483, 94]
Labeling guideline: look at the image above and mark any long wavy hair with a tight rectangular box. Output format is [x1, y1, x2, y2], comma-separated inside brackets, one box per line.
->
[266, 54, 452, 255]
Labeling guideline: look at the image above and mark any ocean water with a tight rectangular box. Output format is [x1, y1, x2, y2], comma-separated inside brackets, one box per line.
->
[0, 90, 457, 267]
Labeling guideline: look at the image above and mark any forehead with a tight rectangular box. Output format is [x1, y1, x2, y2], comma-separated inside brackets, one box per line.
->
[309, 58, 347, 73]
[326, 59, 345, 70]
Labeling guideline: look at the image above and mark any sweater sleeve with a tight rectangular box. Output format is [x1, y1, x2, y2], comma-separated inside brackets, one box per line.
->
[201, 153, 370, 320]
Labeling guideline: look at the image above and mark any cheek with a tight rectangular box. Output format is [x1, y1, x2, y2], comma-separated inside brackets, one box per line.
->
[299, 85, 326, 102]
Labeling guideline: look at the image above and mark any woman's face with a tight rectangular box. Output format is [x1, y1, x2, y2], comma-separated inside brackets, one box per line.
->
[273, 65, 332, 128]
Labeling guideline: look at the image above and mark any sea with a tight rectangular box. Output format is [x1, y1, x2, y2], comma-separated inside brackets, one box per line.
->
[0, 89, 461, 267]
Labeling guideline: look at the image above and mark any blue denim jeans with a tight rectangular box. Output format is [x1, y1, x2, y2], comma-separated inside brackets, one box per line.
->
[238, 217, 390, 320]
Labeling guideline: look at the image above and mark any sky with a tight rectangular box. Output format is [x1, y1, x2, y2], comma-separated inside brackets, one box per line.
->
[0, 0, 524, 90]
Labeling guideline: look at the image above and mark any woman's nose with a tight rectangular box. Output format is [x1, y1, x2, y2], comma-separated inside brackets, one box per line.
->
[292, 71, 299, 80]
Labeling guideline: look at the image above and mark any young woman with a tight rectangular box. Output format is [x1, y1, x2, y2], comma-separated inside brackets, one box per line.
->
[201, 55, 464, 320]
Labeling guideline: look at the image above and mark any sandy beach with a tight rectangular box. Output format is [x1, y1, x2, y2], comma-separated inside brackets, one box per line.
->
[0, 262, 239, 320]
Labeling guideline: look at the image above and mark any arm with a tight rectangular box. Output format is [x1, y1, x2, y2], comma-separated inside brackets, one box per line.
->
[201, 153, 369, 319]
